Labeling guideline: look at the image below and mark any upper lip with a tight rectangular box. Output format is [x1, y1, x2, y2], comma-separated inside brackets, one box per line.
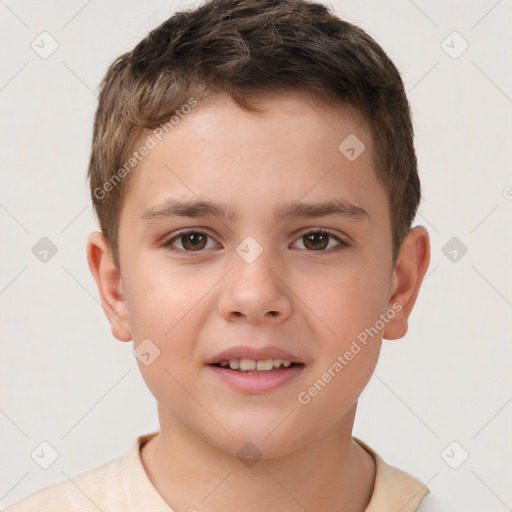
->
[206, 345, 304, 365]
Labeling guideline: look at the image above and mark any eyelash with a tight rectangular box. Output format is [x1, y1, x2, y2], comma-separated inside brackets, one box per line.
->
[162, 228, 351, 255]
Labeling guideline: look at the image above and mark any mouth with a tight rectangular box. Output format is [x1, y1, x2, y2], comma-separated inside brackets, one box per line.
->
[205, 345, 306, 393]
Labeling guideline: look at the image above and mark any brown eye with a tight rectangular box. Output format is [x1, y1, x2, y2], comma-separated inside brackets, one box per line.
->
[165, 231, 216, 252]
[294, 230, 348, 252]
[181, 232, 207, 251]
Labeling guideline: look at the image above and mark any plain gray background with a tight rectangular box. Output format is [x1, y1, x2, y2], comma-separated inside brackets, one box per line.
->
[1, 0, 511, 510]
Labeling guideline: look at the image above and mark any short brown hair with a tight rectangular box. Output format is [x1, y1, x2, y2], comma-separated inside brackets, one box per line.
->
[88, 0, 420, 269]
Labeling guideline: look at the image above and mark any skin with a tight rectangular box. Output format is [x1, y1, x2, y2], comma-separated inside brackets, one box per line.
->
[87, 91, 430, 512]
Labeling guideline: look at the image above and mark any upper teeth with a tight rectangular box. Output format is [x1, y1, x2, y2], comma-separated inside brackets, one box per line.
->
[219, 358, 293, 370]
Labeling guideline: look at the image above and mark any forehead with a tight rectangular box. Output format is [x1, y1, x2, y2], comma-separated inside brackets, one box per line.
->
[121, 91, 386, 224]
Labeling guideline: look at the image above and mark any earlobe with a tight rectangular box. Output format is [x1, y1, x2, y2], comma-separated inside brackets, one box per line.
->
[383, 226, 430, 340]
[86, 231, 132, 342]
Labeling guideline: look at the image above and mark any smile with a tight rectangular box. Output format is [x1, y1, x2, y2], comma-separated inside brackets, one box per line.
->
[207, 359, 305, 393]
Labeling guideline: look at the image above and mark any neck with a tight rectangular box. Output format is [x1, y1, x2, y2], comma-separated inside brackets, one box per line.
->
[141, 403, 375, 512]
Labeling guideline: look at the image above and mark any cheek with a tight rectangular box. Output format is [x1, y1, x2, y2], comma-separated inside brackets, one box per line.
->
[299, 259, 388, 409]
[297, 270, 385, 417]
[123, 254, 212, 340]
[303, 262, 390, 346]
[126, 267, 209, 416]
[123, 255, 218, 386]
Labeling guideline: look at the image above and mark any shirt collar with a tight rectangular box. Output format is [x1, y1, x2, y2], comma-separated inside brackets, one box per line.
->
[354, 437, 430, 511]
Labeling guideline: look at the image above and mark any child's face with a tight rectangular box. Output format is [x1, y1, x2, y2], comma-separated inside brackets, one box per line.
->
[104, 92, 408, 456]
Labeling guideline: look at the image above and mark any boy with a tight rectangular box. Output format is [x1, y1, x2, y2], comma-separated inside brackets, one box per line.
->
[5, 0, 431, 510]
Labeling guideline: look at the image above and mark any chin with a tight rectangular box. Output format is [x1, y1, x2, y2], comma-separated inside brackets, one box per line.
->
[204, 414, 311, 461]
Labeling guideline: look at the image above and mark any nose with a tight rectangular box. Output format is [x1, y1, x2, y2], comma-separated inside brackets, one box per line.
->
[217, 246, 292, 324]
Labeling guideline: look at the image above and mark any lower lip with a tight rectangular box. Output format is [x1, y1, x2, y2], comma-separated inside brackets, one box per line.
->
[206, 364, 305, 394]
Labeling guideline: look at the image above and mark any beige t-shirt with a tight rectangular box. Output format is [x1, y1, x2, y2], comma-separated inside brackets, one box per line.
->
[4, 431, 430, 512]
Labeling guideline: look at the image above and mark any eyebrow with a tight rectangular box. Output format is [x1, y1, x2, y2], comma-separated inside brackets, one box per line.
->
[140, 198, 369, 225]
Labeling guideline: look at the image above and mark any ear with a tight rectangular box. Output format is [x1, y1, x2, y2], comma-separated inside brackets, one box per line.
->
[383, 225, 430, 340]
[86, 231, 132, 342]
